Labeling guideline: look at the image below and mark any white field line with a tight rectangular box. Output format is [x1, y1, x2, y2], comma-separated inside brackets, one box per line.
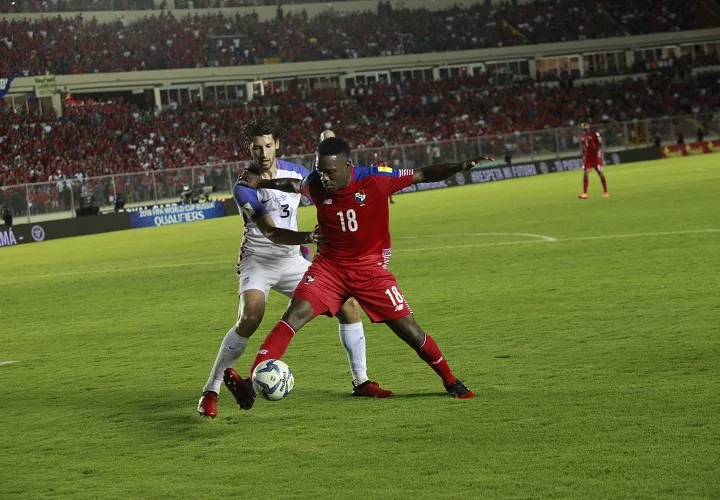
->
[1, 229, 718, 283]
[394, 232, 558, 242]
[395, 228, 720, 253]
[0, 361, 19, 366]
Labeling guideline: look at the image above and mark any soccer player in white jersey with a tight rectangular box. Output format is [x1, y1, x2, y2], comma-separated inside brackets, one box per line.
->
[198, 118, 392, 417]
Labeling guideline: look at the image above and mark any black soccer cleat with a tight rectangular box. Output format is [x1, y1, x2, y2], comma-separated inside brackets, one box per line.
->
[223, 368, 256, 410]
[444, 379, 475, 399]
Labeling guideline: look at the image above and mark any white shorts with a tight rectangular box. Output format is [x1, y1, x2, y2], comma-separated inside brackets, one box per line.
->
[237, 253, 311, 299]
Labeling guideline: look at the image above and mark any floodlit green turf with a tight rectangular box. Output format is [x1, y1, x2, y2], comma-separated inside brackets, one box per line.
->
[1, 156, 719, 499]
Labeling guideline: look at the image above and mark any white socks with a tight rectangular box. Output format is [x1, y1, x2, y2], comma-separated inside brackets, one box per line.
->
[203, 322, 368, 393]
[338, 322, 368, 386]
[202, 327, 249, 394]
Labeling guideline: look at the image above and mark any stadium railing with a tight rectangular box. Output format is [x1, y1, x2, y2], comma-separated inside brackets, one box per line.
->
[3, 112, 719, 224]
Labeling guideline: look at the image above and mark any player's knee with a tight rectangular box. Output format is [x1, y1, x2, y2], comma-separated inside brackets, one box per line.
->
[237, 311, 263, 333]
[281, 299, 315, 330]
[405, 327, 425, 348]
[336, 298, 362, 324]
[387, 316, 425, 348]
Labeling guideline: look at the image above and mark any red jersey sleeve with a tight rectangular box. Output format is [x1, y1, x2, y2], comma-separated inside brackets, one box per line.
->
[300, 170, 319, 197]
[369, 166, 414, 195]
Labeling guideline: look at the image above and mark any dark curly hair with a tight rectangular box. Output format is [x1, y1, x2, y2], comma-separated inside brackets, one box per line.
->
[242, 116, 285, 144]
[318, 137, 350, 158]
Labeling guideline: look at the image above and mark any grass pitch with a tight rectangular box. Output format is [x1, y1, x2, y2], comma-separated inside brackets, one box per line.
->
[1, 156, 719, 499]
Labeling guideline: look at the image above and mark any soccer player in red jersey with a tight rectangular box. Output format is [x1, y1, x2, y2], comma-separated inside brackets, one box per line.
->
[578, 122, 609, 199]
[223, 137, 494, 409]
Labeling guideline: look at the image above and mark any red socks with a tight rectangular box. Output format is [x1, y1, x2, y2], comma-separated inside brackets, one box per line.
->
[250, 320, 295, 377]
[583, 176, 589, 194]
[600, 175, 608, 191]
[415, 334, 456, 386]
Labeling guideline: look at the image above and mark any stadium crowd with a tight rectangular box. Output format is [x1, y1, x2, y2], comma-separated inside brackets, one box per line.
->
[2, 0, 718, 76]
[2, 69, 719, 188]
[0, 0, 297, 13]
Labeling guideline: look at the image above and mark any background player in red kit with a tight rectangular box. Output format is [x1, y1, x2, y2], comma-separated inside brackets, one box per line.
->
[225, 137, 493, 409]
[579, 122, 610, 199]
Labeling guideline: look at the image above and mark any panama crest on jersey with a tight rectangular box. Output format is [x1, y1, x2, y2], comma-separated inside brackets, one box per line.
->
[354, 190, 367, 205]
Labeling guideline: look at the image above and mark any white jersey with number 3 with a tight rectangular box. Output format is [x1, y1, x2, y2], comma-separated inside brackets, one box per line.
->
[232, 159, 309, 259]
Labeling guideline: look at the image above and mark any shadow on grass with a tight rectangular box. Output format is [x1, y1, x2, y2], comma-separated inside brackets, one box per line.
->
[387, 392, 450, 399]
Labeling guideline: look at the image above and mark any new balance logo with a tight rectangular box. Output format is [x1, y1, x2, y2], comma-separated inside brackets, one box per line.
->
[323, 199, 333, 204]
[394, 304, 404, 312]
[431, 356, 444, 366]
[258, 349, 269, 355]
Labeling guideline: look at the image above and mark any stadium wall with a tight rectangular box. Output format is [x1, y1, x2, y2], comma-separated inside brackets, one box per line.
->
[6, 28, 720, 94]
[0, 213, 132, 248]
[0, 201, 229, 248]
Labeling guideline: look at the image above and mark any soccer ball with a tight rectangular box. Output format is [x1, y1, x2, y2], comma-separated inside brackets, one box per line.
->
[252, 359, 294, 401]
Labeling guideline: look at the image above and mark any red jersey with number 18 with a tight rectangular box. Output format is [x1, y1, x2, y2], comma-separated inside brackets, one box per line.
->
[302, 165, 414, 268]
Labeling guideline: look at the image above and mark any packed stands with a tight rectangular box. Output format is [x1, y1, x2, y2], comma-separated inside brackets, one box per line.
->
[2, 0, 719, 76]
[0, 0, 286, 13]
[601, 0, 718, 34]
[2, 69, 720, 187]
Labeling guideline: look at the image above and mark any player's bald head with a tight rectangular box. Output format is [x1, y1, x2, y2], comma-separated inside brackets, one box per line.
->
[319, 129, 335, 142]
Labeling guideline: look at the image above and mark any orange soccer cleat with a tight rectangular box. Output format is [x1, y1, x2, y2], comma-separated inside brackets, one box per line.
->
[578, 193, 589, 199]
[602, 191, 610, 197]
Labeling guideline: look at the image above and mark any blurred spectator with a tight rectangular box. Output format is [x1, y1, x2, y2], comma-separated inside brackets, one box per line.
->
[2, 70, 720, 186]
[0, 1, 718, 76]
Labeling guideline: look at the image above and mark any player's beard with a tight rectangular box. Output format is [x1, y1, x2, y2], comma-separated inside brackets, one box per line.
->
[253, 156, 274, 173]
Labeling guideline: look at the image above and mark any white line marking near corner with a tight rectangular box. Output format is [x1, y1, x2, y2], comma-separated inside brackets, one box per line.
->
[0, 361, 19, 366]
[394, 229, 719, 253]
[559, 229, 720, 242]
[2, 229, 717, 284]
[395, 232, 558, 242]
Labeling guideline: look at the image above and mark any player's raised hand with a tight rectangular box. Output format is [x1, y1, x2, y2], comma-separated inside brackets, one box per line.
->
[237, 170, 262, 189]
[459, 157, 495, 170]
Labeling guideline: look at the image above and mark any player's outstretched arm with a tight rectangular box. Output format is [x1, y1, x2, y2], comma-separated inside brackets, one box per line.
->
[413, 157, 494, 184]
[253, 214, 319, 245]
[237, 172, 301, 194]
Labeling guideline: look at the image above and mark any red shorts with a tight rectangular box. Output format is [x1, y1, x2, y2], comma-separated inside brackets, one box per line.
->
[292, 256, 412, 323]
[583, 156, 604, 170]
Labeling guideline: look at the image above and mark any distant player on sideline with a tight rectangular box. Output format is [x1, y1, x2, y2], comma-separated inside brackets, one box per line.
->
[578, 122, 609, 199]
[197, 120, 392, 418]
[225, 137, 494, 409]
